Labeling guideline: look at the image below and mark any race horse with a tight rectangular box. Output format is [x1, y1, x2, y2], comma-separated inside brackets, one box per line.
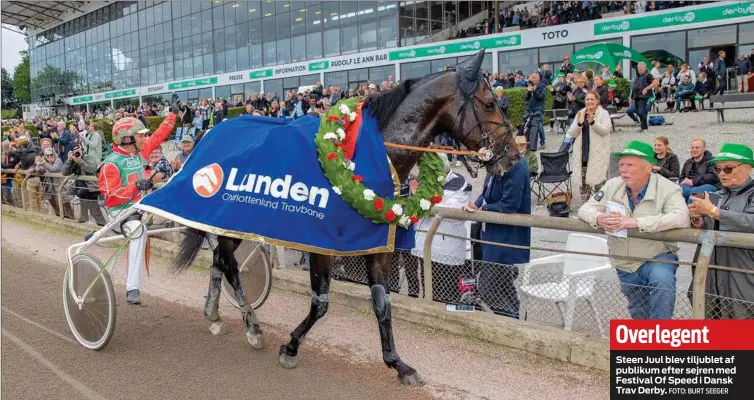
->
[173, 50, 516, 386]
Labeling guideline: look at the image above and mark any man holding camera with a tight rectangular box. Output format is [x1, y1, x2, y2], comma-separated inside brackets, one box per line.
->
[98, 94, 179, 305]
[524, 73, 547, 151]
[65, 121, 106, 225]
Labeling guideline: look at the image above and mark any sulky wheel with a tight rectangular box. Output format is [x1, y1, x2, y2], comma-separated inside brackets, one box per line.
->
[221, 240, 273, 310]
[63, 253, 117, 350]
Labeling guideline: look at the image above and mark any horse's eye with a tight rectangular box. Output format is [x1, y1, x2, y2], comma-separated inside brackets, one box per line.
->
[485, 102, 495, 111]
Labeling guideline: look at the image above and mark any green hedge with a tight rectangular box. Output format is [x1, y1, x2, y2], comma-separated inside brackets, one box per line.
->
[606, 78, 630, 102]
[226, 106, 245, 119]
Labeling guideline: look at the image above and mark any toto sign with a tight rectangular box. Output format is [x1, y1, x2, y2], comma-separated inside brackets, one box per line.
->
[542, 29, 568, 40]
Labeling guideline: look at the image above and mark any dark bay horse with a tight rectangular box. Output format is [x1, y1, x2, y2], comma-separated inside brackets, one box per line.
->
[173, 50, 516, 386]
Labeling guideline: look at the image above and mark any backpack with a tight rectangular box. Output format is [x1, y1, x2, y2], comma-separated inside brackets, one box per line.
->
[648, 116, 665, 126]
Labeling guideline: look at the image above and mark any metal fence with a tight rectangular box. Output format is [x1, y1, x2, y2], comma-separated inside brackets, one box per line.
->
[6, 168, 754, 338]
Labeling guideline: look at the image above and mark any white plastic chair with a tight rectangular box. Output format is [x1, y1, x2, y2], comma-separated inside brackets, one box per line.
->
[518, 233, 611, 337]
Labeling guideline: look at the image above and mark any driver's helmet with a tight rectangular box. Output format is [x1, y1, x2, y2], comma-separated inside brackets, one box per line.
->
[112, 117, 149, 145]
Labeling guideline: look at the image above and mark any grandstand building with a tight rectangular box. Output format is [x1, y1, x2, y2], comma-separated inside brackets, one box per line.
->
[3, 1, 753, 113]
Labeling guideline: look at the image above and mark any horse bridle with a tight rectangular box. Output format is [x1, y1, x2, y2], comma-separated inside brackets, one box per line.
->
[453, 70, 513, 177]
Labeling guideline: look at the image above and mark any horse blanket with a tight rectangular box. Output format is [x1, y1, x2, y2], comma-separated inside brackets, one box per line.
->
[135, 111, 414, 255]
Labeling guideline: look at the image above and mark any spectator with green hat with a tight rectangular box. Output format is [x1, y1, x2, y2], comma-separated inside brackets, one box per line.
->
[688, 143, 754, 319]
[578, 140, 689, 320]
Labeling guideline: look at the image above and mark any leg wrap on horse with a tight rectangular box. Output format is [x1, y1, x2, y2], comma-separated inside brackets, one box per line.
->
[371, 285, 391, 323]
[204, 265, 223, 322]
[312, 292, 330, 319]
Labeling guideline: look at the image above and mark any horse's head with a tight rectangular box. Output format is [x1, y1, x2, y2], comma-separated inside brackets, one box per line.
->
[449, 50, 516, 173]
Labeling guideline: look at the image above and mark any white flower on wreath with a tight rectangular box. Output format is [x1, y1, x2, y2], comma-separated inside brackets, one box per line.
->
[339, 104, 351, 115]
[363, 189, 376, 201]
[343, 160, 356, 171]
[349, 112, 357, 122]
[336, 128, 346, 140]
[323, 132, 337, 141]
[398, 215, 411, 227]
[419, 199, 431, 211]
[332, 186, 342, 195]
[437, 175, 445, 183]
[391, 203, 404, 216]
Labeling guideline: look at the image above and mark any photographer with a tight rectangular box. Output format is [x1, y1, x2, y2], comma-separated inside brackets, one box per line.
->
[523, 73, 547, 151]
[63, 123, 106, 226]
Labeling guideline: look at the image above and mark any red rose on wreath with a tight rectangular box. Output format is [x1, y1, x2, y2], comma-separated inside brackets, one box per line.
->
[430, 195, 443, 204]
[326, 152, 337, 160]
[351, 175, 364, 182]
[327, 115, 341, 122]
[385, 209, 396, 221]
[373, 198, 384, 211]
[410, 216, 419, 224]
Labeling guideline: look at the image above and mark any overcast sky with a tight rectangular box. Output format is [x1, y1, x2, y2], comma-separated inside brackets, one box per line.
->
[2, 28, 27, 73]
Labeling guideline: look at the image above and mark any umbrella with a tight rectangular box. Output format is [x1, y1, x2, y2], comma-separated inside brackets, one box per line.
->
[569, 42, 651, 72]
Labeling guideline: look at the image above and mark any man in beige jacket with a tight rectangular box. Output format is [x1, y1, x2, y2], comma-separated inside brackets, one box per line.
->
[578, 141, 690, 319]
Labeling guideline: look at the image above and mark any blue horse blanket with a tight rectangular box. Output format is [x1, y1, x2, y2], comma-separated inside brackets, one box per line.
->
[135, 111, 414, 255]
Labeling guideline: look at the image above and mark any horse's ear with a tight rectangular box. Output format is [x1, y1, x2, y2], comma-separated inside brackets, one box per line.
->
[459, 49, 486, 81]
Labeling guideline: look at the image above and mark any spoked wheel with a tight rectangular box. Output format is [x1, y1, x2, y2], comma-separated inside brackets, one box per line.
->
[221, 240, 273, 310]
[63, 254, 117, 350]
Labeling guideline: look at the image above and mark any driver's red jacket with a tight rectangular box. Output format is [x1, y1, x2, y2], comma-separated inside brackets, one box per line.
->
[98, 113, 177, 210]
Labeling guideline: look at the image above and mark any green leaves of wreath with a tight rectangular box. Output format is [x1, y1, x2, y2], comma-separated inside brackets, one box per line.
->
[315, 97, 446, 227]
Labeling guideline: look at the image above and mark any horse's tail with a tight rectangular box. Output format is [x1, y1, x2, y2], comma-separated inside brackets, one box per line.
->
[173, 227, 207, 272]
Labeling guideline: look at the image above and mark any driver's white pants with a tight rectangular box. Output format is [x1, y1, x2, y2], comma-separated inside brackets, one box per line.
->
[122, 219, 147, 292]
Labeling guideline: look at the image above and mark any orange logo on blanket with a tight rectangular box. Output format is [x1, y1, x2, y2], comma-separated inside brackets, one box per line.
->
[193, 163, 224, 198]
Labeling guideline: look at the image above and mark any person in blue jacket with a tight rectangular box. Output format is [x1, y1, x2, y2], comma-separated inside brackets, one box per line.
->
[464, 157, 531, 318]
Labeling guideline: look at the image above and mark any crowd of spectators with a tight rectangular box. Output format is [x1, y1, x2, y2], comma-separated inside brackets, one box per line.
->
[455, 1, 715, 39]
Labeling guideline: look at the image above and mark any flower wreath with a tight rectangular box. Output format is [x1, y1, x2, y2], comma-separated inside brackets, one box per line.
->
[315, 97, 445, 228]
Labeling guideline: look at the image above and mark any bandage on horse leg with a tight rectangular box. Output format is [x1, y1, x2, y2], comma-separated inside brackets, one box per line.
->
[280, 254, 332, 366]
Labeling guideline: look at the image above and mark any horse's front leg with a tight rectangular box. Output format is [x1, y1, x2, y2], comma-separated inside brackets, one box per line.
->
[219, 238, 264, 349]
[279, 253, 332, 369]
[204, 248, 226, 336]
[366, 253, 425, 387]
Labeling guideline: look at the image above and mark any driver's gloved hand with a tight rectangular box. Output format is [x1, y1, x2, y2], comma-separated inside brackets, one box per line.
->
[136, 179, 153, 191]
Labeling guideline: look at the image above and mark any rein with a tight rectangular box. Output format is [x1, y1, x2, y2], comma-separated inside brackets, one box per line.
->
[383, 142, 484, 157]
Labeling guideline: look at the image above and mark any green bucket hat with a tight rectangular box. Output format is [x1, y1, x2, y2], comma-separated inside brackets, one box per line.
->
[607, 81, 617, 88]
[615, 140, 657, 165]
[557, 72, 566, 77]
[711, 143, 754, 166]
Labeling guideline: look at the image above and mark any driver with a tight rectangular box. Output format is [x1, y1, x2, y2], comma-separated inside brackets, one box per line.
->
[98, 96, 179, 305]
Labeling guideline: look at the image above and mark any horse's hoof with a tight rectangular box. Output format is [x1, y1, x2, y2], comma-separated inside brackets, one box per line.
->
[279, 351, 298, 369]
[245, 329, 264, 349]
[208, 320, 226, 336]
[399, 371, 426, 387]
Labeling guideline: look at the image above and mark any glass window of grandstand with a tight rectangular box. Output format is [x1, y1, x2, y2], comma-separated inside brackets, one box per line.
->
[215, 85, 231, 101]
[631, 31, 686, 78]
[114, 97, 139, 109]
[264, 79, 284, 97]
[538, 45, 573, 76]
[230, 84, 246, 106]
[399, 1, 462, 46]
[324, 71, 348, 88]
[687, 25, 738, 72]
[737, 23, 754, 68]
[244, 81, 263, 99]
[498, 50, 537, 78]
[401, 60, 431, 80]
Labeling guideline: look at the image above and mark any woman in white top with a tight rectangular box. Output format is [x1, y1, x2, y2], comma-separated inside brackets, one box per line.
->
[565, 90, 613, 201]
[410, 157, 472, 300]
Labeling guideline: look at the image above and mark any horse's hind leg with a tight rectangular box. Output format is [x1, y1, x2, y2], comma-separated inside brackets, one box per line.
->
[219, 238, 264, 349]
[279, 253, 332, 369]
[367, 253, 425, 387]
[204, 244, 226, 336]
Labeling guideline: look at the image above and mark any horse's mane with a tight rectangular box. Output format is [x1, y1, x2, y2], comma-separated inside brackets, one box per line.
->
[363, 71, 449, 131]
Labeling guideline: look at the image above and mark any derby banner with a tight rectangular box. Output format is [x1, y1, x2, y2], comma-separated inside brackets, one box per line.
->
[135, 113, 408, 255]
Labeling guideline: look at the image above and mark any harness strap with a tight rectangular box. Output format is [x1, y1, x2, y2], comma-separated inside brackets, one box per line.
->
[383, 142, 484, 156]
